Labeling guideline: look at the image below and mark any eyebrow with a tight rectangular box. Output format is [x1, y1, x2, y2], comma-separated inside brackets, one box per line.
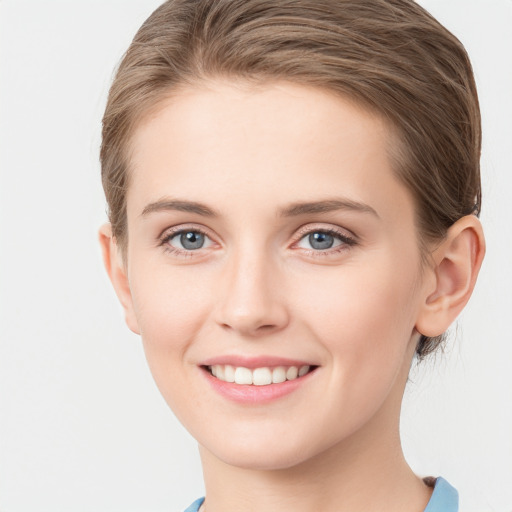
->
[278, 199, 379, 218]
[141, 199, 219, 218]
[140, 197, 379, 219]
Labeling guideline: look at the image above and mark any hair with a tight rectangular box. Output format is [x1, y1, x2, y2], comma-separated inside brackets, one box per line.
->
[100, 0, 481, 359]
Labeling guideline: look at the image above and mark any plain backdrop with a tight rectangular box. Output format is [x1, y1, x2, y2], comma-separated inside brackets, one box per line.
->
[0, 1, 511, 511]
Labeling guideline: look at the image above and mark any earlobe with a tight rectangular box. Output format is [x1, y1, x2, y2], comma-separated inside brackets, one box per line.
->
[98, 223, 140, 335]
[415, 215, 485, 338]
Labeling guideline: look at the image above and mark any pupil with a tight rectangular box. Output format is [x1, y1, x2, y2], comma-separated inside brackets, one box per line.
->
[309, 232, 334, 250]
[181, 231, 204, 250]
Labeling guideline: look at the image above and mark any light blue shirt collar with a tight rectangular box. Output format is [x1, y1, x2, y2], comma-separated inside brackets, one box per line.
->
[184, 476, 459, 512]
[424, 477, 459, 512]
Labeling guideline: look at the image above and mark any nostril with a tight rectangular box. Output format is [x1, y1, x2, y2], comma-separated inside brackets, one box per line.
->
[220, 322, 277, 333]
[257, 324, 278, 332]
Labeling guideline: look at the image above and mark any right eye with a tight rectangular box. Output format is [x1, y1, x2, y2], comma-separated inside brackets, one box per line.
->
[162, 229, 214, 252]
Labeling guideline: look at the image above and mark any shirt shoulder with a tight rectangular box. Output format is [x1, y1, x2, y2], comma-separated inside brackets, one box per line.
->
[183, 497, 204, 512]
[423, 477, 459, 512]
[185, 478, 458, 512]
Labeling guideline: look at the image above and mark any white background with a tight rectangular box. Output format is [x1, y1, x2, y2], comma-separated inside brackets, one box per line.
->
[0, 1, 511, 510]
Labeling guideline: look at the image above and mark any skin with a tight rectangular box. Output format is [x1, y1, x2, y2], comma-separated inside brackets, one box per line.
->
[100, 80, 485, 512]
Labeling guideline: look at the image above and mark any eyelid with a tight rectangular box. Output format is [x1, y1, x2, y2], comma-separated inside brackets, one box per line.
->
[159, 223, 216, 240]
[292, 223, 357, 242]
[158, 223, 220, 254]
[290, 223, 358, 253]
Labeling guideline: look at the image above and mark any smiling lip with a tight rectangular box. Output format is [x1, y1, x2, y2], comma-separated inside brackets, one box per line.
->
[199, 355, 318, 404]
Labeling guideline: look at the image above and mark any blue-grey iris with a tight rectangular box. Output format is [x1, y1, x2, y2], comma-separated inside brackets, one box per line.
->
[181, 231, 205, 250]
[309, 232, 334, 250]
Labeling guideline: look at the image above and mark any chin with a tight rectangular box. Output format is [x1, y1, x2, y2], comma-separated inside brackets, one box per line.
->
[219, 449, 309, 471]
[202, 432, 320, 471]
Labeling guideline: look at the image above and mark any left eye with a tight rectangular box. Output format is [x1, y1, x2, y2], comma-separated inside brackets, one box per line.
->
[296, 231, 351, 251]
[166, 230, 213, 251]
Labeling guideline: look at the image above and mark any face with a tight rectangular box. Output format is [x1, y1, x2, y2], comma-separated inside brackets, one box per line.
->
[119, 81, 429, 470]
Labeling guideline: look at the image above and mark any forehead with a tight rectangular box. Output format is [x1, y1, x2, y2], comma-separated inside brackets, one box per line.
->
[127, 80, 414, 228]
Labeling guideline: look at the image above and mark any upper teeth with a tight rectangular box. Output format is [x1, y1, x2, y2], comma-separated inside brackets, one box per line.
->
[209, 365, 311, 385]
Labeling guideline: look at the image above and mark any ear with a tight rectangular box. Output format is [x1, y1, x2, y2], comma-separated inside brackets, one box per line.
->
[415, 215, 485, 338]
[98, 223, 140, 335]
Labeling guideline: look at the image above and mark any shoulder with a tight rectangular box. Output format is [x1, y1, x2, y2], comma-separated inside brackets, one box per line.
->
[423, 477, 459, 512]
[183, 497, 205, 512]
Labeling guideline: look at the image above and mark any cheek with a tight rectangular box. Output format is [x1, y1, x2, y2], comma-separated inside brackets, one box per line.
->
[127, 260, 216, 390]
[127, 267, 219, 426]
[130, 259, 212, 335]
[285, 261, 420, 442]
[292, 254, 420, 368]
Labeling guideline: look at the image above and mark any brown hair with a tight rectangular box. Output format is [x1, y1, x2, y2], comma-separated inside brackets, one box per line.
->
[100, 0, 481, 358]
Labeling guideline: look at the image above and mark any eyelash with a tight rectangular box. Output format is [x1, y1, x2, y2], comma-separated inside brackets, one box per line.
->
[159, 225, 215, 258]
[292, 226, 357, 257]
[158, 225, 357, 258]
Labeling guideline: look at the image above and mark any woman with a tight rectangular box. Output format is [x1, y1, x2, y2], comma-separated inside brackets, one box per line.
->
[99, 1, 485, 510]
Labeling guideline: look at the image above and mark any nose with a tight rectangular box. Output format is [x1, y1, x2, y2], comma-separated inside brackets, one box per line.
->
[214, 248, 290, 338]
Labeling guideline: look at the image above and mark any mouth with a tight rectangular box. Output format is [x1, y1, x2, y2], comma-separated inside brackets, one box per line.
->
[203, 364, 317, 386]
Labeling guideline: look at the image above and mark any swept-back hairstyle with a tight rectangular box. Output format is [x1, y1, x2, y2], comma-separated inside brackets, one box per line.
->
[100, 0, 481, 358]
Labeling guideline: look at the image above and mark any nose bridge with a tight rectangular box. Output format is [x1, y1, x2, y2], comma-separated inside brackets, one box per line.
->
[216, 239, 288, 336]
